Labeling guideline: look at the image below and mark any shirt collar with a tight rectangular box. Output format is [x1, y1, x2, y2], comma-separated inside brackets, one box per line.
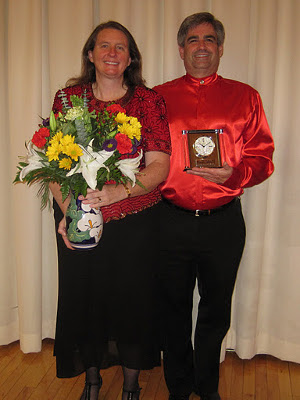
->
[184, 72, 219, 86]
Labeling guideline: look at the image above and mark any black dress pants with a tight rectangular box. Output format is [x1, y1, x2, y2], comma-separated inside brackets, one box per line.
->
[158, 198, 246, 396]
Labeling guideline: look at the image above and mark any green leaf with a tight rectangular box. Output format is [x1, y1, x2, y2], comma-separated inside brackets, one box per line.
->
[70, 95, 84, 107]
[60, 181, 70, 202]
[39, 182, 50, 210]
[136, 178, 147, 191]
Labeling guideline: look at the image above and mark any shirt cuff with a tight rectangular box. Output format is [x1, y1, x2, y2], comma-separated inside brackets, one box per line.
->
[222, 166, 243, 189]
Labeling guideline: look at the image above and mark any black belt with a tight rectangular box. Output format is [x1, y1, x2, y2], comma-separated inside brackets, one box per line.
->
[162, 197, 238, 216]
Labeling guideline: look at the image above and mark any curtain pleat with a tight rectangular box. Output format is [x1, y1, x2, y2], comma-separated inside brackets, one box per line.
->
[1, 0, 299, 362]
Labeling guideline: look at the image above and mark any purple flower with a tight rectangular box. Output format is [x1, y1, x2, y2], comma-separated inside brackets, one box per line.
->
[130, 145, 138, 155]
[133, 137, 142, 146]
[103, 139, 117, 152]
[42, 117, 50, 127]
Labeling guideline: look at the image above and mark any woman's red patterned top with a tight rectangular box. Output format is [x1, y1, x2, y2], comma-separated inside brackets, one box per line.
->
[52, 84, 171, 223]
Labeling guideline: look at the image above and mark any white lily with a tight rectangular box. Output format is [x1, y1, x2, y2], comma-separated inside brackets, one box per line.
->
[19, 141, 47, 181]
[116, 150, 143, 186]
[77, 212, 103, 241]
[66, 140, 111, 189]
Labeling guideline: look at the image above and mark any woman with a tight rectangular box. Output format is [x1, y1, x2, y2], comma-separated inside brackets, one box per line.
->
[50, 21, 171, 400]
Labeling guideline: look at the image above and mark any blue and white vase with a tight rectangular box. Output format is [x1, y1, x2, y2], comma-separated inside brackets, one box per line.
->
[66, 192, 103, 250]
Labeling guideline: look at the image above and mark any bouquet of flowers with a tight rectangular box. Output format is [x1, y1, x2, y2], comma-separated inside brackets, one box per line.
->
[14, 90, 143, 208]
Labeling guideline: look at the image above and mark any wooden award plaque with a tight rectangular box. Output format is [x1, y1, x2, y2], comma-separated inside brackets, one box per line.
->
[182, 129, 223, 169]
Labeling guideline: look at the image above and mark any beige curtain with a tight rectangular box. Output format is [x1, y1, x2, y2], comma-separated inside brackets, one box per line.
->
[1, 0, 299, 363]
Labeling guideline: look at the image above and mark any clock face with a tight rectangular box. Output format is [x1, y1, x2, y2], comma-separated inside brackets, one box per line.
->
[193, 136, 215, 157]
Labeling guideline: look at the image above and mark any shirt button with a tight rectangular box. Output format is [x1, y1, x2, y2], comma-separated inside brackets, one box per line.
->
[200, 80, 205, 84]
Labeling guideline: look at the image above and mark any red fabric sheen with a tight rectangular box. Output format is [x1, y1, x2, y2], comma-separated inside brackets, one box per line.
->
[154, 73, 274, 210]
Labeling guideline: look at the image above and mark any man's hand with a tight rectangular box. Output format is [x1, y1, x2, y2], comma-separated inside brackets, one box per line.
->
[186, 162, 233, 184]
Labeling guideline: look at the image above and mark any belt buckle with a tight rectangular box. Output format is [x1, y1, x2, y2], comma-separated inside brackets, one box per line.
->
[195, 209, 210, 216]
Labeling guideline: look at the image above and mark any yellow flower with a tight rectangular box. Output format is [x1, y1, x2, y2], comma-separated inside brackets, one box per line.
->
[49, 131, 63, 145]
[46, 141, 61, 161]
[131, 125, 141, 140]
[128, 116, 142, 130]
[59, 157, 73, 170]
[119, 123, 136, 139]
[128, 117, 141, 140]
[64, 143, 83, 161]
[115, 112, 129, 124]
[60, 134, 75, 153]
[119, 121, 141, 140]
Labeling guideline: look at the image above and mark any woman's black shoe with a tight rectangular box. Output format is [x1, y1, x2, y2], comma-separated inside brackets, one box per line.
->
[80, 375, 102, 400]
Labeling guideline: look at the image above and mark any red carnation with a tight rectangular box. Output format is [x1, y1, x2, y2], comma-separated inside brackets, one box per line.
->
[115, 133, 132, 154]
[32, 132, 47, 148]
[106, 104, 126, 116]
[38, 127, 50, 137]
[31, 127, 50, 148]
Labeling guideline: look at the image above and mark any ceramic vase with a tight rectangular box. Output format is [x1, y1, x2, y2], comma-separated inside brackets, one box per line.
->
[66, 192, 103, 250]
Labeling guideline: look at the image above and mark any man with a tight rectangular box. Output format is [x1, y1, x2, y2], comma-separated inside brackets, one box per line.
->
[154, 12, 274, 400]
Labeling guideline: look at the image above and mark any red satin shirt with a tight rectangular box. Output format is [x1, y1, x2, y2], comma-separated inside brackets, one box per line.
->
[154, 73, 274, 210]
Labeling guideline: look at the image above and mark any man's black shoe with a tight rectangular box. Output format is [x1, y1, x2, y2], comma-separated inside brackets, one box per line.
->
[200, 392, 221, 400]
[169, 395, 190, 400]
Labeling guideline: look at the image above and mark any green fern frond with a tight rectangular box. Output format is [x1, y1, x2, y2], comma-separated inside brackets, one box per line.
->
[58, 90, 70, 109]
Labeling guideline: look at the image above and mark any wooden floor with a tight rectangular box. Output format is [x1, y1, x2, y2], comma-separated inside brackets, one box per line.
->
[0, 339, 299, 400]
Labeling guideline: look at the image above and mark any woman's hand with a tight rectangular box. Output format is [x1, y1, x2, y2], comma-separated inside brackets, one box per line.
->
[79, 185, 126, 208]
[78, 151, 170, 208]
[49, 182, 74, 249]
[58, 216, 75, 250]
